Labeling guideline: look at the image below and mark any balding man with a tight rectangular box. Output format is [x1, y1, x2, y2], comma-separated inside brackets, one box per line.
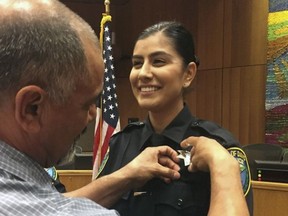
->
[0, 0, 180, 215]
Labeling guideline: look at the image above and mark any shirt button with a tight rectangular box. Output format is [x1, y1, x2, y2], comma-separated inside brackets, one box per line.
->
[177, 198, 183, 207]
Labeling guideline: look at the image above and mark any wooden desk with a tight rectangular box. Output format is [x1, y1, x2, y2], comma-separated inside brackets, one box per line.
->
[58, 171, 288, 216]
[58, 170, 93, 192]
[252, 180, 288, 216]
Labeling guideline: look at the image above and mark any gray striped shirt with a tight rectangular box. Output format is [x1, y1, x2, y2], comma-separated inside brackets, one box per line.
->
[0, 141, 119, 216]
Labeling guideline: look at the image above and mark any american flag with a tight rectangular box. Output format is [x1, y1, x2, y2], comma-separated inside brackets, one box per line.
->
[92, 14, 120, 179]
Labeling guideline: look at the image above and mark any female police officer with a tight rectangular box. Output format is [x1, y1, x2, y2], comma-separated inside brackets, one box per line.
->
[98, 21, 253, 216]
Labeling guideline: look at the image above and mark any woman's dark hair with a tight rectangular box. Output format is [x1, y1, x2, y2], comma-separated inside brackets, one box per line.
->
[137, 21, 200, 67]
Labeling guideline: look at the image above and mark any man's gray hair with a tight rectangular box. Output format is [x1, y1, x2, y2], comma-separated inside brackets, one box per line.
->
[0, 0, 100, 104]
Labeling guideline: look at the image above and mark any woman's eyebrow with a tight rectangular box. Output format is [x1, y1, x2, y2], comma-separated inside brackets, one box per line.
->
[132, 51, 172, 59]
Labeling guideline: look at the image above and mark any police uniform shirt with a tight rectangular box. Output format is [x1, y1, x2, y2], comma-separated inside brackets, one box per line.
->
[99, 104, 253, 216]
[0, 140, 119, 216]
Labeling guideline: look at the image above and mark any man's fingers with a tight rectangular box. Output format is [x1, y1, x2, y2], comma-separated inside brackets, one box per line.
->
[155, 164, 180, 181]
[140, 146, 181, 182]
[155, 146, 181, 180]
[187, 162, 196, 172]
[156, 147, 181, 180]
[158, 156, 180, 171]
[156, 146, 180, 163]
[180, 137, 197, 149]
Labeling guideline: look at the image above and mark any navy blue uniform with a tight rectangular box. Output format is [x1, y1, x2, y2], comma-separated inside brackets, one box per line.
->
[98, 105, 253, 216]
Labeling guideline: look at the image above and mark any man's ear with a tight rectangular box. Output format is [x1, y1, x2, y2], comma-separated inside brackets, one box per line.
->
[14, 86, 46, 133]
[183, 62, 197, 87]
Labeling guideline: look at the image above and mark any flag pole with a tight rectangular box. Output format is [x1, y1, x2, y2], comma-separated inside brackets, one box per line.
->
[104, 0, 110, 15]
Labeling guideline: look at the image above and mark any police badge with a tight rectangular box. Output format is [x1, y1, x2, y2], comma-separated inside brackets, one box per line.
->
[177, 150, 191, 166]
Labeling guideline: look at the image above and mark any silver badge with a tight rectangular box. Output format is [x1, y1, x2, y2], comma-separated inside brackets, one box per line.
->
[177, 150, 191, 166]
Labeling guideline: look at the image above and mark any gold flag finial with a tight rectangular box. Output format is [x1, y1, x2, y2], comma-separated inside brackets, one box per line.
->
[104, 0, 110, 15]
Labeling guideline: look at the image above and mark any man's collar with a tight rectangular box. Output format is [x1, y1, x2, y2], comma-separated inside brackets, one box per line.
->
[0, 140, 53, 186]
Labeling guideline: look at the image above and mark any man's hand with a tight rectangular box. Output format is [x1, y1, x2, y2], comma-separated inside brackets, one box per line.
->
[123, 146, 181, 188]
[180, 136, 238, 172]
[65, 146, 180, 208]
[180, 136, 249, 216]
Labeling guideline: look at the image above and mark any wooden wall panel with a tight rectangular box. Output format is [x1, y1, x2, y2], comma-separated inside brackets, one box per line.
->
[193, 0, 224, 70]
[61, 1, 105, 34]
[222, 66, 266, 145]
[186, 69, 223, 125]
[222, 0, 268, 145]
[223, 0, 268, 67]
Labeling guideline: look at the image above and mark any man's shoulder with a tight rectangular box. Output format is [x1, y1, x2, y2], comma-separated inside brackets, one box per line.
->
[0, 176, 118, 216]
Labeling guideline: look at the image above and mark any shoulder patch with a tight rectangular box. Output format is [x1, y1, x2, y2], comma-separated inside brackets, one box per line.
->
[45, 166, 58, 181]
[227, 147, 251, 196]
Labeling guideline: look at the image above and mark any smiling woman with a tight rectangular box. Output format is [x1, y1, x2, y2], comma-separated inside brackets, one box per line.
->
[97, 21, 253, 216]
[130, 32, 196, 121]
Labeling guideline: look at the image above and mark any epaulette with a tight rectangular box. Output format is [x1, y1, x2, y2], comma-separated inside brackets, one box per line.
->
[190, 119, 239, 146]
[108, 121, 144, 139]
[121, 121, 145, 132]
